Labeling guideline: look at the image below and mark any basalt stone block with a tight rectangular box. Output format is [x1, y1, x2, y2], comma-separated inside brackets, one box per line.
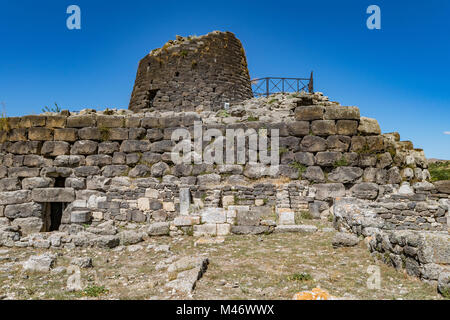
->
[70, 140, 98, 155]
[314, 183, 345, 201]
[41, 141, 70, 156]
[74, 166, 100, 177]
[150, 162, 170, 177]
[150, 140, 175, 153]
[350, 136, 367, 153]
[54, 155, 85, 167]
[358, 117, 381, 135]
[315, 151, 342, 166]
[96, 115, 124, 128]
[0, 178, 21, 191]
[328, 166, 363, 183]
[366, 136, 385, 152]
[311, 120, 336, 136]
[78, 127, 101, 140]
[85, 155, 112, 167]
[302, 166, 325, 183]
[66, 115, 96, 128]
[336, 120, 358, 135]
[5, 202, 42, 219]
[294, 152, 315, 166]
[32, 188, 75, 202]
[28, 127, 53, 141]
[9, 128, 27, 141]
[146, 129, 164, 141]
[326, 135, 351, 152]
[98, 142, 120, 154]
[45, 116, 66, 128]
[350, 182, 379, 199]
[141, 117, 160, 128]
[41, 167, 72, 178]
[300, 136, 327, 152]
[8, 167, 40, 178]
[12, 217, 43, 235]
[65, 177, 86, 190]
[324, 106, 360, 120]
[120, 140, 152, 153]
[102, 165, 129, 178]
[287, 121, 310, 136]
[129, 128, 146, 140]
[434, 180, 450, 194]
[22, 177, 53, 189]
[279, 136, 301, 152]
[7, 141, 41, 155]
[20, 115, 46, 128]
[23, 155, 47, 167]
[295, 106, 324, 121]
[159, 116, 182, 128]
[0, 190, 31, 205]
[109, 128, 129, 140]
[129, 164, 151, 178]
[54, 128, 78, 142]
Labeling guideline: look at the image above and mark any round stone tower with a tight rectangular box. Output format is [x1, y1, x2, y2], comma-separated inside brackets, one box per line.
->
[128, 31, 253, 112]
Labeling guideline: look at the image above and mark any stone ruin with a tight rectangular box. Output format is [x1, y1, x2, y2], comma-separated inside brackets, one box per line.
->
[128, 31, 253, 112]
[0, 31, 449, 294]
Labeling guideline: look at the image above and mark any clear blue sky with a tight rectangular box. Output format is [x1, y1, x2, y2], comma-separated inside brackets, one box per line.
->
[0, 0, 449, 159]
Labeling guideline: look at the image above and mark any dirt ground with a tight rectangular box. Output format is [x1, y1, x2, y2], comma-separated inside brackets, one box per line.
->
[0, 220, 443, 300]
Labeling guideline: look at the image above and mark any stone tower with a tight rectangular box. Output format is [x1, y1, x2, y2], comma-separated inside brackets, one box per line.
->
[128, 31, 253, 112]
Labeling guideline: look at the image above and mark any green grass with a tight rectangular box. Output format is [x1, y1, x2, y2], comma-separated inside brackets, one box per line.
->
[429, 161, 450, 182]
[288, 272, 313, 282]
[290, 161, 306, 177]
[83, 285, 109, 297]
[42, 102, 61, 113]
[333, 156, 348, 168]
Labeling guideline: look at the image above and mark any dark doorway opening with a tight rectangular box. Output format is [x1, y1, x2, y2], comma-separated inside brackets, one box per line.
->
[54, 177, 66, 187]
[43, 202, 67, 232]
[147, 89, 159, 108]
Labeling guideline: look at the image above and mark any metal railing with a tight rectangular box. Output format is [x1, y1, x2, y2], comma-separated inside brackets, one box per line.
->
[251, 72, 314, 97]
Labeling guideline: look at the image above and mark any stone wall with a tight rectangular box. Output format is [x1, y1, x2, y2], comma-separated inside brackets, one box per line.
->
[128, 31, 253, 112]
[0, 92, 448, 247]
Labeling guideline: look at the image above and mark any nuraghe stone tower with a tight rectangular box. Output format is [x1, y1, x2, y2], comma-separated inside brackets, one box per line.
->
[128, 31, 253, 112]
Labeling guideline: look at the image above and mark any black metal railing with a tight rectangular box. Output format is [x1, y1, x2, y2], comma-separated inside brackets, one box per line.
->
[251, 72, 314, 97]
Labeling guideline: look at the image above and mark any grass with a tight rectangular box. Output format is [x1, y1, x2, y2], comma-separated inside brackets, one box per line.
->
[99, 126, 111, 142]
[83, 285, 109, 297]
[333, 157, 348, 168]
[217, 110, 230, 118]
[428, 161, 450, 182]
[247, 116, 259, 122]
[42, 102, 61, 113]
[290, 162, 306, 177]
[288, 273, 313, 282]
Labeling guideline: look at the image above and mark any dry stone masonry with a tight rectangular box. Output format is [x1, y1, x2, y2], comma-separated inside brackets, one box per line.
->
[128, 31, 253, 112]
[0, 30, 448, 295]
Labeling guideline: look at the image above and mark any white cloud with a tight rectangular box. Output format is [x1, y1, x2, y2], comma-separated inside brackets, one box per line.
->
[444, 131, 450, 135]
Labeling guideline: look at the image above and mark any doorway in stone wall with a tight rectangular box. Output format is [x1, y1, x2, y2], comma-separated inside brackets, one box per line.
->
[43, 202, 68, 232]
[147, 89, 159, 108]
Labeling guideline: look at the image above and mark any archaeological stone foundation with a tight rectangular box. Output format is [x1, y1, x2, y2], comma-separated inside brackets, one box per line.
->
[0, 31, 449, 294]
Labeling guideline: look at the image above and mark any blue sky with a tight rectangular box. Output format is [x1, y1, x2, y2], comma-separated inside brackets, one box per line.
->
[0, 0, 449, 158]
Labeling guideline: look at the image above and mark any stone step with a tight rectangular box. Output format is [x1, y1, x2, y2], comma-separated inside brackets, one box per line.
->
[273, 225, 318, 234]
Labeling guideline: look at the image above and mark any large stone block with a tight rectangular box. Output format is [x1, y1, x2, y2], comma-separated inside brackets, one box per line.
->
[315, 151, 342, 166]
[12, 217, 43, 235]
[22, 177, 53, 189]
[20, 115, 46, 128]
[311, 120, 336, 136]
[302, 166, 325, 183]
[193, 224, 217, 236]
[98, 142, 120, 154]
[358, 117, 381, 135]
[109, 128, 129, 140]
[326, 135, 351, 152]
[54, 128, 78, 141]
[54, 155, 85, 167]
[102, 165, 129, 178]
[295, 106, 324, 121]
[300, 135, 327, 152]
[70, 140, 98, 155]
[350, 183, 379, 199]
[66, 115, 96, 128]
[96, 115, 124, 128]
[45, 116, 67, 128]
[336, 120, 358, 135]
[28, 127, 53, 141]
[6, 141, 41, 155]
[201, 208, 226, 224]
[41, 141, 70, 156]
[9, 128, 27, 141]
[120, 140, 152, 153]
[324, 106, 360, 120]
[434, 180, 450, 194]
[5, 202, 42, 219]
[71, 211, 92, 224]
[147, 222, 170, 236]
[78, 127, 101, 140]
[328, 166, 363, 183]
[32, 188, 75, 202]
[8, 167, 40, 178]
[85, 155, 112, 167]
[0, 178, 21, 191]
[314, 183, 346, 201]
[287, 121, 310, 136]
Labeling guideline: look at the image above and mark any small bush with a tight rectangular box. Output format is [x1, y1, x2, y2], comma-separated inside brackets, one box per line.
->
[429, 161, 450, 182]
[300, 211, 312, 220]
[42, 102, 61, 113]
[247, 116, 259, 122]
[288, 272, 313, 282]
[83, 285, 109, 297]
[333, 156, 348, 168]
[99, 126, 110, 141]
[217, 110, 230, 118]
[290, 162, 306, 177]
